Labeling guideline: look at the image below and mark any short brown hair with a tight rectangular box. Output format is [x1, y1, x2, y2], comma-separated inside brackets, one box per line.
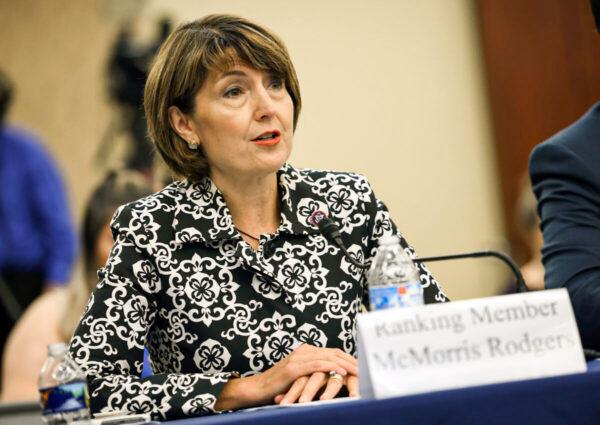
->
[144, 14, 302, 181]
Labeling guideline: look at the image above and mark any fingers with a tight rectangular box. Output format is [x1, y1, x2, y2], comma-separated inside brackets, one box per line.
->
[326, 354, 358, 376]
[289, 345, 358, 377]
[278, 376, 309, 405]
[261, 344, 358, 404]
[298, 344, 357, 367]
[346, 375, 359, 397]
[298, 372, 327, 403]
[292, 359, 348, 379]
[319, 372, 345, 401]
[328, 347, 358, 367]
[275, 372, 359, 405]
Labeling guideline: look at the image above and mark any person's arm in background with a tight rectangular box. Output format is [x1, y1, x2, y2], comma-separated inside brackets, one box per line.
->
[0, 289, 66, 401]
[27, 142, 77, 288]
[529, 142, 600, 350]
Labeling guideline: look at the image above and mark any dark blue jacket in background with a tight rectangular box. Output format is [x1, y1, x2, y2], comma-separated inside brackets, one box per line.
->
[0, 125, 77, 285]
[529, 103, 600, 350]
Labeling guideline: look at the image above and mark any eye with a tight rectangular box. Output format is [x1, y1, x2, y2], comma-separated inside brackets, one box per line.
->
[224, 86, 243, 98]
[269, 77, 285, 90]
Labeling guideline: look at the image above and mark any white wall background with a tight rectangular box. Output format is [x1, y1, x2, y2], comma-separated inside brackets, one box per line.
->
[1, 0, 508, 299]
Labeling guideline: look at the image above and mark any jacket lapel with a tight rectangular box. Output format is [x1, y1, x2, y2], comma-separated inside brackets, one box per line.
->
[172, 177, 237, 245]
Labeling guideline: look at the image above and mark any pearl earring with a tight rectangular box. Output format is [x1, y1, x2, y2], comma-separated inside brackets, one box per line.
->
[188, 139, 199, 150]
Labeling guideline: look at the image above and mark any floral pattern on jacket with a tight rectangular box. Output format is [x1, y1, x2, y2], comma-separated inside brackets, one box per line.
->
[69, 163, 447, 420]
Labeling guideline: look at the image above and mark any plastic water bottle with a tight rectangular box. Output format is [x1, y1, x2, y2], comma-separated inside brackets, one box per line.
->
[39, 343, 91, 424]
[368, 235, 424, 310]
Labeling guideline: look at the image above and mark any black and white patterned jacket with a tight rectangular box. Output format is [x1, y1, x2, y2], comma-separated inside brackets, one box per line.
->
[69, 163, 447, 420]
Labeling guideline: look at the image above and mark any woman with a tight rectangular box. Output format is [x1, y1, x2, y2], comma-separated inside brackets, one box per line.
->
[69, 14, 447, 420]
[0, 170, 153, 401]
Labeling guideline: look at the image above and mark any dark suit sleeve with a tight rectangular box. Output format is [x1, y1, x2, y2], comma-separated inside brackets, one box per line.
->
[529, 142, 600, 350]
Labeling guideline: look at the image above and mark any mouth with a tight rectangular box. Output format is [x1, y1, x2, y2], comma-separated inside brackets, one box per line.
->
[251, 130, 281, 146]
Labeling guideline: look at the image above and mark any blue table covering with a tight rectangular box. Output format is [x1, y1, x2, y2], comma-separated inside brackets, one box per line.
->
[167, 361, 600, 425]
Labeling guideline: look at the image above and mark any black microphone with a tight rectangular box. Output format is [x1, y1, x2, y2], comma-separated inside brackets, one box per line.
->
[308, 210, 529, 293]
[309, 211, 369, 270]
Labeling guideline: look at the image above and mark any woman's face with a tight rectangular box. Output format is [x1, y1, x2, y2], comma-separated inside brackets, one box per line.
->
[188, 64, 294, 183]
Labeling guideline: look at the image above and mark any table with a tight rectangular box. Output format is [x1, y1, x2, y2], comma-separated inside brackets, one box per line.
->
[168, 360, 600, 425]
[3, 362, 598, 425]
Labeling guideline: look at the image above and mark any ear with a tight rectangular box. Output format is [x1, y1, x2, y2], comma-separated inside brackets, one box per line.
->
[168, 106, 198, 145]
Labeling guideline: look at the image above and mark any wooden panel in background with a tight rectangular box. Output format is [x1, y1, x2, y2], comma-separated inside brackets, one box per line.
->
[476, 0, 600, 261]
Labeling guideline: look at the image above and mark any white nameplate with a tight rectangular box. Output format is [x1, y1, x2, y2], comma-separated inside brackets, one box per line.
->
[357, 288, 586, 399]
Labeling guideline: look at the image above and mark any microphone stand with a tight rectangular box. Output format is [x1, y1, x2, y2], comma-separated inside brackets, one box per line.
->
[312, 215, 528, 293]
[413, 250, 529, 293]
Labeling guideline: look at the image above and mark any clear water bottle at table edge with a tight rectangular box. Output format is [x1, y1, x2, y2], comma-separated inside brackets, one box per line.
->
[368, 234, 424, 310]
[39, 343, 91, 424]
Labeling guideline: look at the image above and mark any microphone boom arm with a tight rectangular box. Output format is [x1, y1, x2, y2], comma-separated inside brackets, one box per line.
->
[311, 214, 529, 293]
[413, 250, 528, 293]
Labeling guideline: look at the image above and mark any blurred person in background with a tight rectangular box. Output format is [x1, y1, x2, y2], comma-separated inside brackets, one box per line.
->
[0, 68, 77, 384]
[529, 0, 600, 351]
[97, 18, 172, 175]
[0, 170, 154, 401]
[68, 14, 447, 420]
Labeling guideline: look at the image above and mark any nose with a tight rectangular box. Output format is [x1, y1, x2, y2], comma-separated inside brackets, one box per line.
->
[253, 87, 276, 121]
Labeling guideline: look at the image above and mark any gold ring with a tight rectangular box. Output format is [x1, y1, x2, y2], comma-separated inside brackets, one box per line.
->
[328, 371, 344, 384]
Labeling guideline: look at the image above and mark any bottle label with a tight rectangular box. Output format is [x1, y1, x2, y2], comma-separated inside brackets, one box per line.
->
[369, 282, 424, 310]
[39, 380, 89, 415]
